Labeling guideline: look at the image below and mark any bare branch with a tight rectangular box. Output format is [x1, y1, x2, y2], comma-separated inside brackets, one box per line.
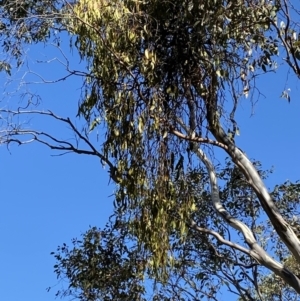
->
[0, 109, 120, 183]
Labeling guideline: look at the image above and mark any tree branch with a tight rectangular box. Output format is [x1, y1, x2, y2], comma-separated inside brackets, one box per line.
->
[203, 77, 300, 292]
[171, 128, 228, 150]
[0, 109, 120, 183]
[175, 112, 300, 293]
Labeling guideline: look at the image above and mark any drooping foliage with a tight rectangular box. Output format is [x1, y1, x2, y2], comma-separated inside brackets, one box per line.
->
[2, 0, 300, 299]
[65, 0, 282, 272]
[51, 174, 300, 301]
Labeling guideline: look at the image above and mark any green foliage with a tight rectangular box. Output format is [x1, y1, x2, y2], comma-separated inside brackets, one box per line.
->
[0, 0, 282, 272]
[65, 0, 281, 275]
[51, 171, 300, 301]
[237, 255, 300, 301]
[0, 0, 75, 68]
[259, 255, 300, 301]
[3, 0, 300, 299]
[51, 223, 146, 301]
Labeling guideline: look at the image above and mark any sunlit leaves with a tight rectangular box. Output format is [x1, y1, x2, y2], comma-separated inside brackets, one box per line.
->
[1, 0, 283, 282]
[280, 88, 291, 103]
[0, 60, 11, 75]
[2, 0, 300, 299]
[64, 0, 285, 276]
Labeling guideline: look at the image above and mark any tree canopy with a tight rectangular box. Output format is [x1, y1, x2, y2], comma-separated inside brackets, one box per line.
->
[1, 0, 300, 300]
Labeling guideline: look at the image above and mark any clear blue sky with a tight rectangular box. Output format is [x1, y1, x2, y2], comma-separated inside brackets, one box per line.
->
[1, 36, 300, 301]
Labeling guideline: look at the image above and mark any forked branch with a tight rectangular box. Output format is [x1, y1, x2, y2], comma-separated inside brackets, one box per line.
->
[0, 109, 119, 183]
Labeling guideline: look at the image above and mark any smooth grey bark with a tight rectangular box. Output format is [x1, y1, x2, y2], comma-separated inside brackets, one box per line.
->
[201, 82, 300, 293]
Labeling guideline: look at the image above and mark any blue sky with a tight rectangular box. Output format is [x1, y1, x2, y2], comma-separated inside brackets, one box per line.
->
[1, 42, 116, 300]
[1, 36, 300, 301]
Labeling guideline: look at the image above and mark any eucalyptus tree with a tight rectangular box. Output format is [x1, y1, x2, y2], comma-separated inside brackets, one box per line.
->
[1, 0, 300, 299]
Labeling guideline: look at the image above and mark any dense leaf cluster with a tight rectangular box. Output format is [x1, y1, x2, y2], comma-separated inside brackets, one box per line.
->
[2, 0, 300, 300]
[67, 0, 281, 271]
